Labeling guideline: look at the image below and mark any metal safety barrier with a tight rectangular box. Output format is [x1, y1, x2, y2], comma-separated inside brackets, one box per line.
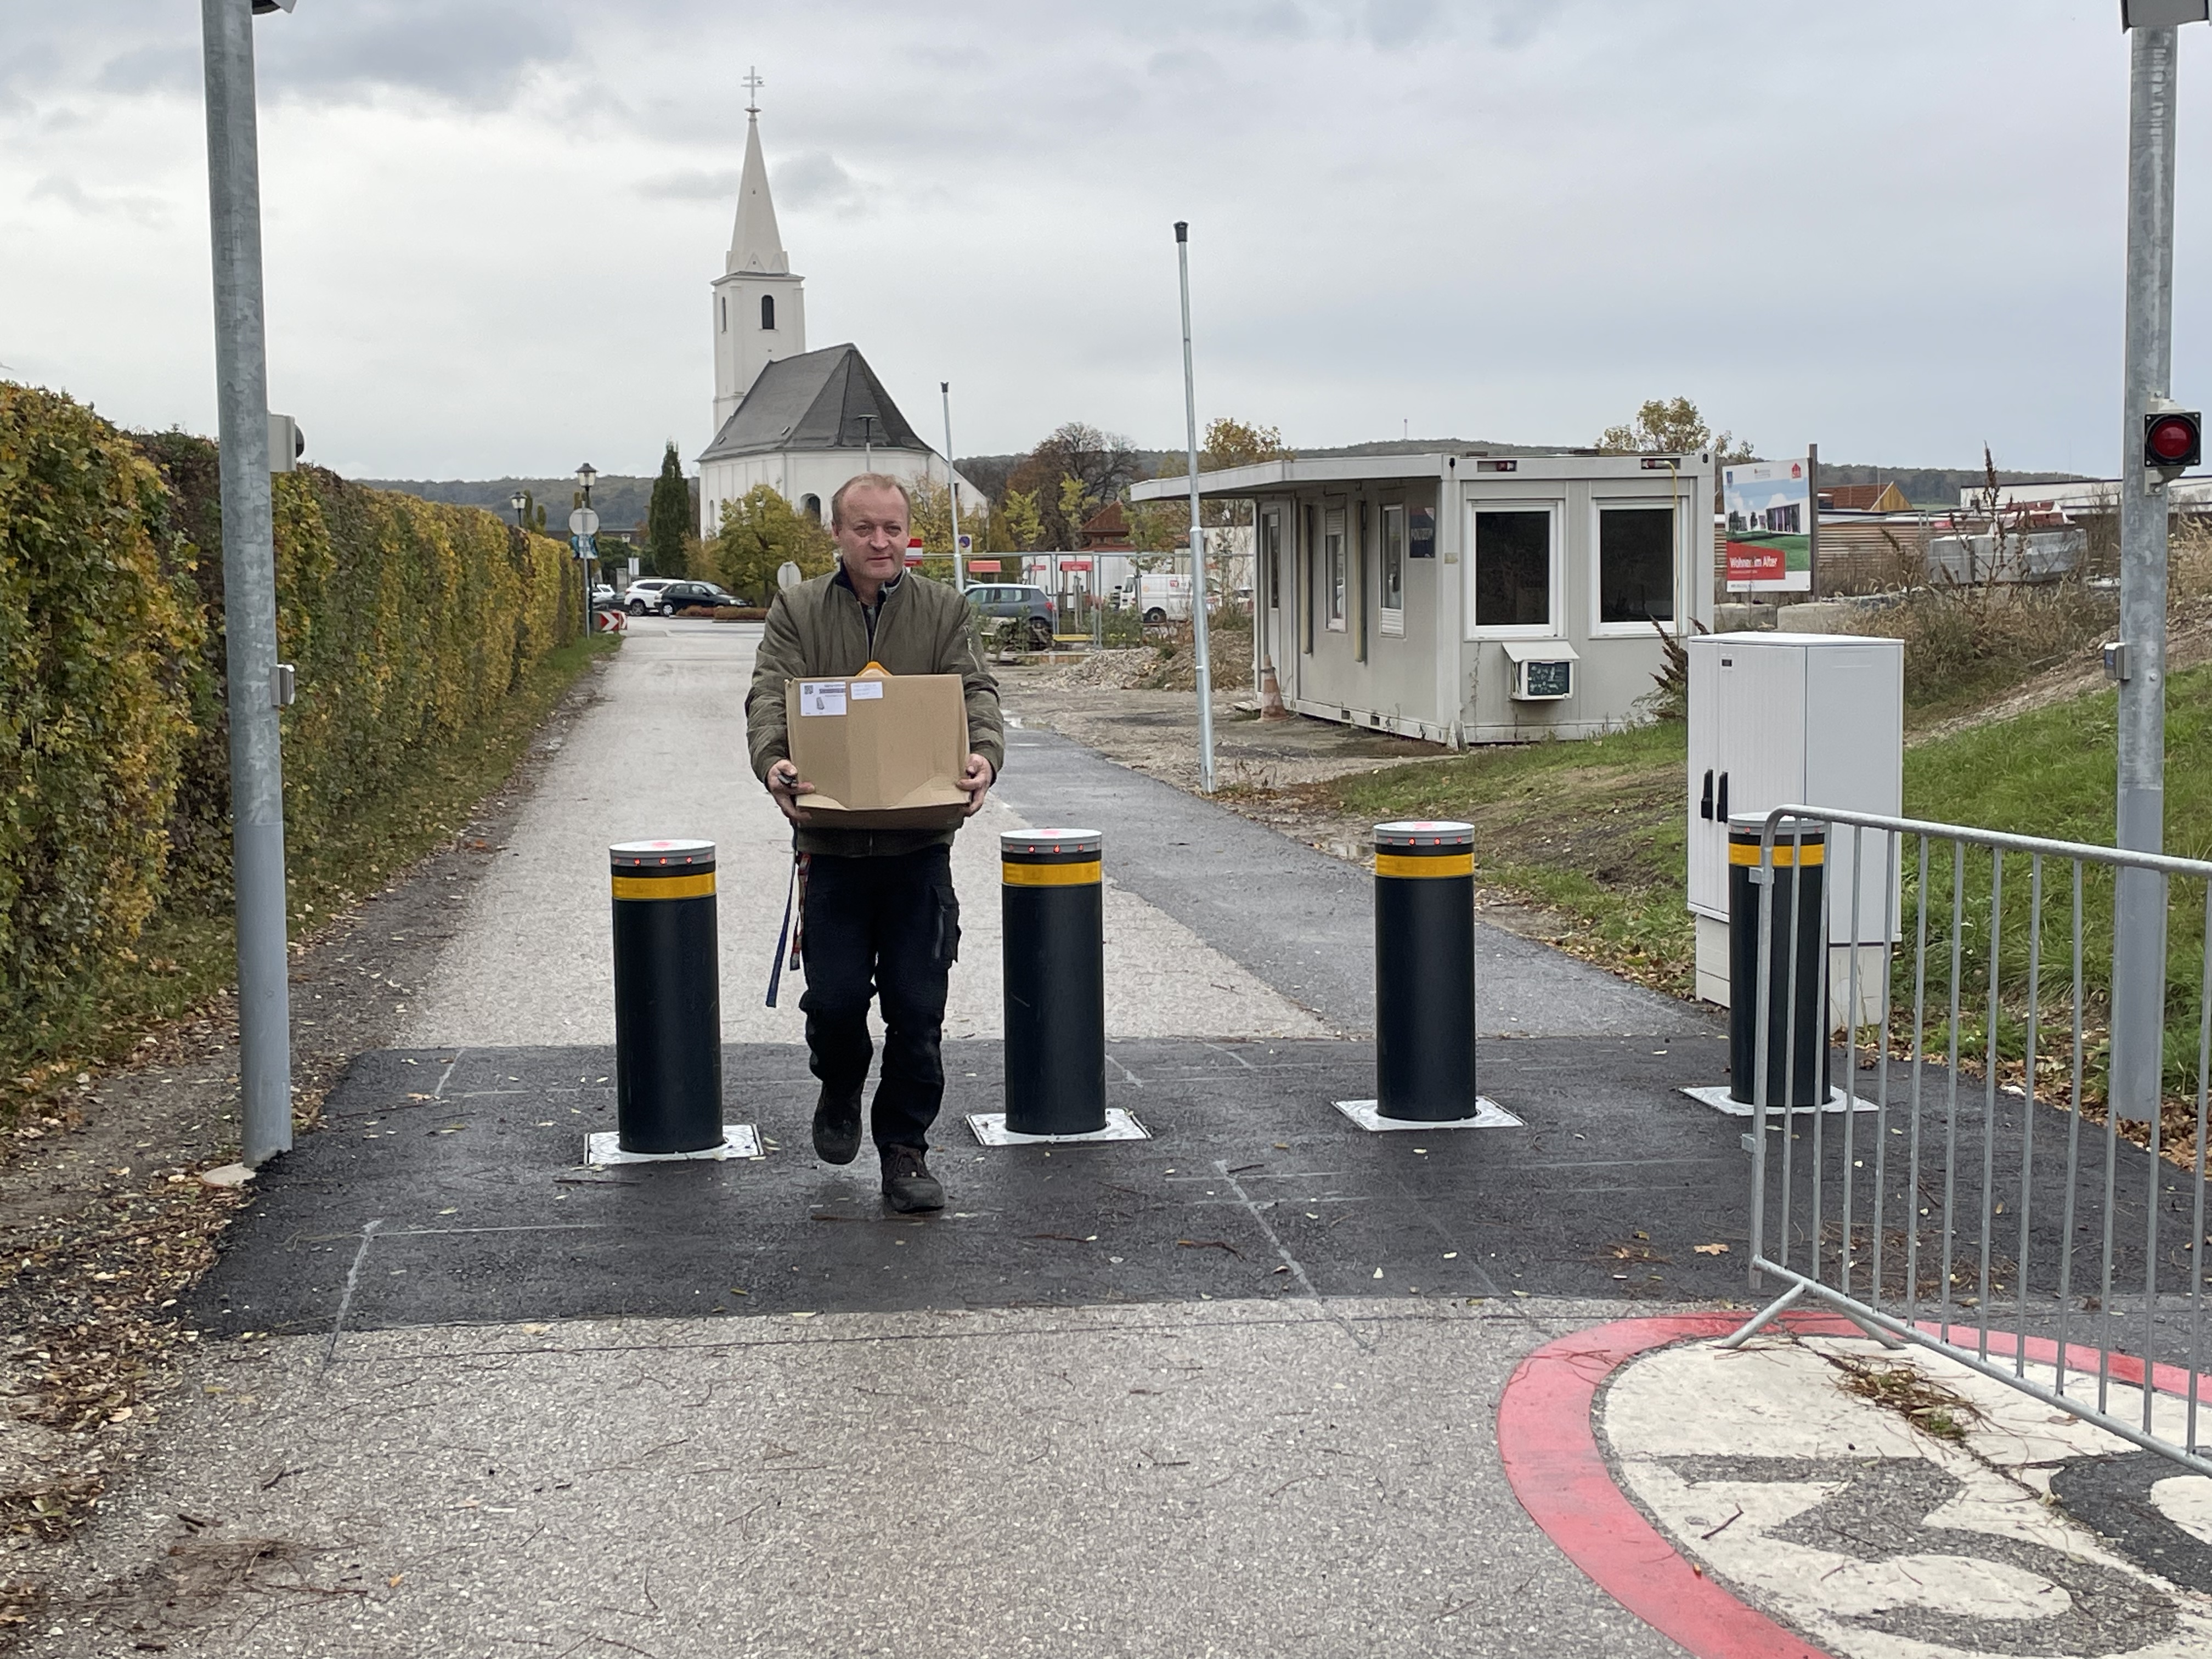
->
[1722, 805, 2212, 1478]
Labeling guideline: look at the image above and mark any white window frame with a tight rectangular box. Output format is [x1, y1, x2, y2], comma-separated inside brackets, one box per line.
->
[1324, 508, 1348, 632]
[1588, 495, 1683, 639]
[1464, 497, 1563, 640]
[1379, 503, 1407, 637]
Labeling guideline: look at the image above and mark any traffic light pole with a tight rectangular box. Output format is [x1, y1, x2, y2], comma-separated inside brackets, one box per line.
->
[2112, 19, 2180, 1124]
[200, 0, 293, 1166]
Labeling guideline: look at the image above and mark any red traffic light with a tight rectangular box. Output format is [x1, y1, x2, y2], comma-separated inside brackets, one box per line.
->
[2145, 410, 2202, 471]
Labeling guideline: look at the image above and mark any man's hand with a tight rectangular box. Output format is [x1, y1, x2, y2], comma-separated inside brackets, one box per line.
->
[766, 758, 814, 826]
[958, 753, 995, 817]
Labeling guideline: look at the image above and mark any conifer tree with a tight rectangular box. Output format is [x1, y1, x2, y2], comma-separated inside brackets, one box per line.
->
[646, 441, 691, 577]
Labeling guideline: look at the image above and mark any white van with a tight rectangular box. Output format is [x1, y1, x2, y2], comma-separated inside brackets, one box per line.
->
[1135, 573, 1193, 624]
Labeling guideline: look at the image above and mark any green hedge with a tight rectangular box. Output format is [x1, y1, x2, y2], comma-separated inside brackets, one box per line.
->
[1, 382, 581, 1041]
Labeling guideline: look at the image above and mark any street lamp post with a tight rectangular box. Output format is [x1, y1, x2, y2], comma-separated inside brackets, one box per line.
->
[200, 0, 295, 1167]
[576, 463, 598, 643]
[510, 489, 528, 529]
[1175, 221, 1217, 794]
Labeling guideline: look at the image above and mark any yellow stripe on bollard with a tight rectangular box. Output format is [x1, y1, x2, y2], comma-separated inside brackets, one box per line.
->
[1375, 851, 1474, 879]
[611, 872, 717, 900]
[1727, 843, 1825, 868]
[1002, 859, 1103, 888]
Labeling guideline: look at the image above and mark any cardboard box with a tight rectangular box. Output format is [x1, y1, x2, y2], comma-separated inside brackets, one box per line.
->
[785, 670, 970, 831]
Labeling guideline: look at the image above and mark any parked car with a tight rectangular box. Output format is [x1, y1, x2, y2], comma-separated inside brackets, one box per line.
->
[590, 583, 618, 608]
[624, 578, 679, 615]
[655, 580, 739, 615]
[964, 582, 1056, 649]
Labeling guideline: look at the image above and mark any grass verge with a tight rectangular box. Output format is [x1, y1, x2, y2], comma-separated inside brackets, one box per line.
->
[0, 633, 617, 1120]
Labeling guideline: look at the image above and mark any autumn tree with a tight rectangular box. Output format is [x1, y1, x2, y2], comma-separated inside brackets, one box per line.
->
[1596, 397, 1753, 462]
[645, 441, 692, 578]
[1000, 486, 1044, 551]
[1006, 421, 1143, 548]
[708, 485, 835, 601]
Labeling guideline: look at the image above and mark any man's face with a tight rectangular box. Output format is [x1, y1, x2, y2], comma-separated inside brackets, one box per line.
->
[833, 486, 909, 583]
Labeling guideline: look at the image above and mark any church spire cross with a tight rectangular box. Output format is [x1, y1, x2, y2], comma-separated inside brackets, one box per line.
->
[743, 66, 763, 117]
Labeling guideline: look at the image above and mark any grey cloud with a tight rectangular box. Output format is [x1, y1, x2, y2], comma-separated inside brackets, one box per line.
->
[1147, 47, 1227, 81]
[95, 44, 196, 96]
[1363, 0, 1442, 49]
[774, 151, 873, 213]
[252, 2, 574, 110]
[29, 175, 169, 227]
[639, 168, 743, 202]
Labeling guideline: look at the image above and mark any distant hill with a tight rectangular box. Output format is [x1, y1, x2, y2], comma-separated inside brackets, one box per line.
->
[359, 475, 683, 534]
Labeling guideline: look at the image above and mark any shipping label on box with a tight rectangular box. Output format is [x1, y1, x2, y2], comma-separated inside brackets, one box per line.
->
[786, 672, 970, 831]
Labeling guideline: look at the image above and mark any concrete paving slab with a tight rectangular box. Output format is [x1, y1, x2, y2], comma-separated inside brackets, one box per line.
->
[55, 1299, 1688, 1659]
[402, 619, 1323, 1047]
[991, 721, 1716, 1041]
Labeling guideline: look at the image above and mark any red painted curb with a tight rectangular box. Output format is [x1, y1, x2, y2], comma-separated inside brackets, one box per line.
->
[1497, 1311, 1851, 1659]
[1497, 1308, 2212, 1659]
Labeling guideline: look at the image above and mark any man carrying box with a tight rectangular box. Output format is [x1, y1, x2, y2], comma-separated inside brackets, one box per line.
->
[745, 474, 1002, 1212]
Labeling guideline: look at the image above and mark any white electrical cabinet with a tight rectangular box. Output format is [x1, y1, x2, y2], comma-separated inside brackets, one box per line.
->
[1686, 633, 1904, 1012]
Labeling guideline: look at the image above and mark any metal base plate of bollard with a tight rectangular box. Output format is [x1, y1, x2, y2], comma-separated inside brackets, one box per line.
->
[1330, 1097, 1521, 1133]
[585, 1125, 763, 1166]
[966, 1109, 1150, 1147]
[1679, 1084, 1860, 1118]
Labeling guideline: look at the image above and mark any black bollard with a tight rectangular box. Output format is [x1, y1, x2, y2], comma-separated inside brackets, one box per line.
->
[1001, 827, 1106, 1136]
[1728, 814, 1830, 1109]
[610, 838, 722, 1154]
[1374, 820, 1478, 1122]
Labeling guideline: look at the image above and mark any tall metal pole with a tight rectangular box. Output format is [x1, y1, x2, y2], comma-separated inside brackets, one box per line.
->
[2113, 20, 2181, 1124]
[1176, 222, 1217, 794]
[943, 381, 964, 591]
[200, 0, 292, 1166]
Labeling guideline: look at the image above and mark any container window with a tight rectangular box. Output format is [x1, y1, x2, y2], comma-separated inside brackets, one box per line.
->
[1325, 512, 1347, 631]
[1474, 510, 1551, 629]
[1380, 504, 1406, 635]
[1598, 506, 1674, 625]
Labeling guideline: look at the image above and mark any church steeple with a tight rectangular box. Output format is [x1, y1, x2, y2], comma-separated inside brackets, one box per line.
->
[726, 70, 787, 276]
[709, 67, 805, 433]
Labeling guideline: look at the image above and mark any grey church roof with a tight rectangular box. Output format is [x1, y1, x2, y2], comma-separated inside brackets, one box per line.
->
[698, 343, 931, 464]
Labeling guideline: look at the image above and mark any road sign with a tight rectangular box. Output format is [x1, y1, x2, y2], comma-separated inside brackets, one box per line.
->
[568, 507, 600, 537]
[594, 608, 627, 634]
[570, 534, 596, 559]
[956, 533, 973, 554]
[777, 561, 802, 591]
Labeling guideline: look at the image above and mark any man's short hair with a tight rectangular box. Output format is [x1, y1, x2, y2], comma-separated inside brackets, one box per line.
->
[830, 473, 913, 530]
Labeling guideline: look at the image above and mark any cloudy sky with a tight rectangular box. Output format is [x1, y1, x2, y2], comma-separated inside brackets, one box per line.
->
[1, 1, 2202, 480]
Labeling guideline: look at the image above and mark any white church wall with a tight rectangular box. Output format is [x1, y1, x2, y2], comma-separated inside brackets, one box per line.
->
[699, 450, 984, 538]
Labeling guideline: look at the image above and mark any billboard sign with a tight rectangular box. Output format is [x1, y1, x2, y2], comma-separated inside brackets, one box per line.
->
[1723, 460, 1813, 591]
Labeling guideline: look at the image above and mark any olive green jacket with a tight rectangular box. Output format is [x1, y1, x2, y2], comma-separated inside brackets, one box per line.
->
[744, 567, 1002, 856]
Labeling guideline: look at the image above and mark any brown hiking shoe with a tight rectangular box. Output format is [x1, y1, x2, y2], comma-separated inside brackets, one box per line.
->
[881, 1144, 944, 1213]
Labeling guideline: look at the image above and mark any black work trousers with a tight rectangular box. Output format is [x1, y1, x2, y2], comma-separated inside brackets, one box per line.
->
[799, 845, 961, 1150]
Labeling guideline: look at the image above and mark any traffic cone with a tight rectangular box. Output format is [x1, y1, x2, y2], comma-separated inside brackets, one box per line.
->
[1259, 661, 1290, 720]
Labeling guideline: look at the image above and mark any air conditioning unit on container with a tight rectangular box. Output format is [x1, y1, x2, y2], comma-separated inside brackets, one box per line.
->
[1502, 639, 1576, 701]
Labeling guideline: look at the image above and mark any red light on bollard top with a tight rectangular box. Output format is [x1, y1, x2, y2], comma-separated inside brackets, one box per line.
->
[2143, 408, 2202, 476]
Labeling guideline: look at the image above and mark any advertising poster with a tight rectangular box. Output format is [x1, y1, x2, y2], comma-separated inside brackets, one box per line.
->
[1723, 459, 1813, 591]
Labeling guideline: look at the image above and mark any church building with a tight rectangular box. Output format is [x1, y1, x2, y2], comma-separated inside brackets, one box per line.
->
[696, 88, 974, 537]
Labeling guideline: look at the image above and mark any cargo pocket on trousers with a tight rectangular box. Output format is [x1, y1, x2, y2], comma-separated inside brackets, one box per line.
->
[933, 888, 962, 969]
